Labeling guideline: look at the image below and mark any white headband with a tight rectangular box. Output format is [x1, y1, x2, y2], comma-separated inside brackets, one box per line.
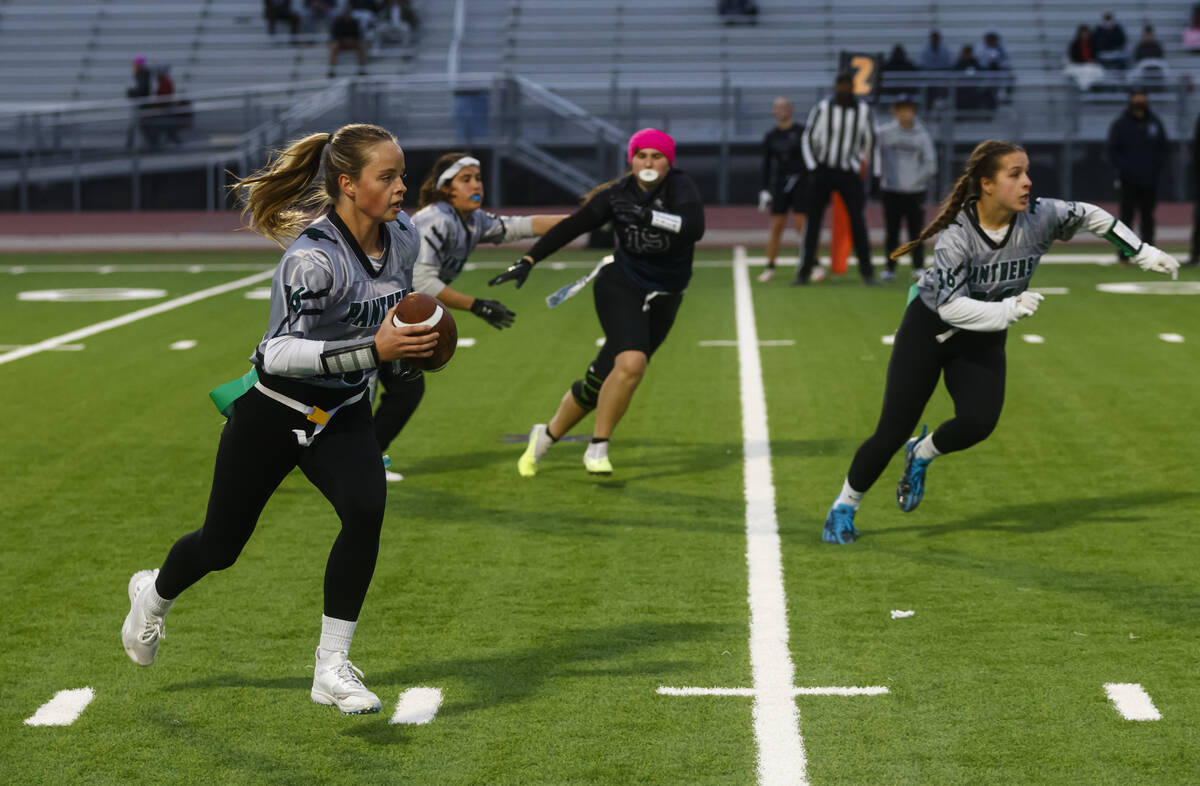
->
[436, 156, 481, 188]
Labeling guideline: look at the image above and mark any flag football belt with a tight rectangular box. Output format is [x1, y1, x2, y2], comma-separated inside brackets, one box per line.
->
[252, 381, 367, 446]
[546, 255, 614, 308]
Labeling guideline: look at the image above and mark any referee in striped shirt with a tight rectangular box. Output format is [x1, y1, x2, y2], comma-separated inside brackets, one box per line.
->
[794, 73, 876, 285]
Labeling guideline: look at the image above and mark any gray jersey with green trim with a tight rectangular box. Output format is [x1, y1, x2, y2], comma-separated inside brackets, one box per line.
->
[410, 201, 532, 293]
[252, 210, 419, 389]
[917, 197, 1087, 309]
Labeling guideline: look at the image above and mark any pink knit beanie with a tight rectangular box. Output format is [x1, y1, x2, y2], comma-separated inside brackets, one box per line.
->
[627, 128, 676, 165]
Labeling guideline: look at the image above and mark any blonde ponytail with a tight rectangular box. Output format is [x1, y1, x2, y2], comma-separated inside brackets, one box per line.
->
[891, 139, 1024, 261]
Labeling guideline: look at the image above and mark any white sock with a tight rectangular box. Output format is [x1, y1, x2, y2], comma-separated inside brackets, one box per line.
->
[534, 425, 555, 460]
[914, 434, 942, 462]
[318, 615, 356, 658]
[143, 579, 174, 618]
[585, 440, 609, 460]
[835, 478, 865, 510]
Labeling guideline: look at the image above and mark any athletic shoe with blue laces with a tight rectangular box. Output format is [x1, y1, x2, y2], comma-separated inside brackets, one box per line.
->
[822, 503, 860, 544]
[897, 425, 931, 512]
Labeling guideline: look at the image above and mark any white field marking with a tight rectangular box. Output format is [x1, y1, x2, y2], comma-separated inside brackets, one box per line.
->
[24, 687, 95, 726]
[1159, 333, 1185, 343]
[457, 337, 476, 347]
[658, 686, 889, 697]
[1103, 683, 1161, 721]
[890, 610, 915, 619]
[881, 334, 896, 345]
[699, 339, 796, 347]
[389, 687, 443, 725]
[1097, 281, 1200, 295]
[18, 287, 166, 302]
[0, 344, 84, 351]
[1, 264, 272, 274]
[734, 244, 807, 786]
[595, 337, 605, 347]
[1021, 334, 1046, 344]
[739, 253, 1133, 267]
[1030, 287, 1069, 295]
[169, 340, 198, 350]
[0, 270, 275, 367]
[548, 261, 567, 270]
[245, 287, 272, 300]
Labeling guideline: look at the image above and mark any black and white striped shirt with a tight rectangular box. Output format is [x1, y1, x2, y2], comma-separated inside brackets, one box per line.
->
[800, 97, 874, 173]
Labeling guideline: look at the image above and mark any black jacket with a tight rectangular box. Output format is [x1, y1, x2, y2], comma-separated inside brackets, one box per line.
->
[1106, 109, 1169, 187]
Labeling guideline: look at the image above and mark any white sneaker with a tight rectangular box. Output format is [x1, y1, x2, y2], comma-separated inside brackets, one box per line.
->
[583, 441, 613, 476]
[811, 265, 828, 283]
[121, 569, 165, 666]
[384, 469, 404, 482]
[518, 423, 552, 478]
[756, 267, 776, 283]
[311, 649, 381, 714]
[880, 269, 896, 282]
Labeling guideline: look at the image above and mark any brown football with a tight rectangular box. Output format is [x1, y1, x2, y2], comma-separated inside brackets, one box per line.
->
[391, 292, 457, 372]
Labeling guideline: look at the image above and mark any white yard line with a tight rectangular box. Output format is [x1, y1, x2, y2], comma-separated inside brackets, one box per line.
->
[0, 270, 274, 366]
[1103, 683, 1161, 721]
[390, 687, 443, 725]
[658, 686, 889, 698]
[24, 688, 95, 726]
[733, 244, 807, 786]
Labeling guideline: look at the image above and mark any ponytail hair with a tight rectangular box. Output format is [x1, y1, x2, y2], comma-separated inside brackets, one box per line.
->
[417, 150, 472, 209]
[234, 123, 398, 247]
[892, 139, 1024, 260]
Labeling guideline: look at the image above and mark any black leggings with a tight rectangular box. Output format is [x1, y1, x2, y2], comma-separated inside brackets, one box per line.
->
[156, 387, 386, 621]
[373, 364, 426, 451]
[882, 190, 926, 271]
[571, 262, 683, 410]
[847, 298, 1007, 493]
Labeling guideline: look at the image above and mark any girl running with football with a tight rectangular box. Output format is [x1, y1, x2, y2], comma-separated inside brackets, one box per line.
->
[489, 128, 705, 477]
[374, 151, 565, 481]
[822, 139, 1179, 545]
[121, 124, 437, 714]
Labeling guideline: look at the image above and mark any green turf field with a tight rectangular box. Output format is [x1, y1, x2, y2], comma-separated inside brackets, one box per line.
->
[1, 247, 1197, 784]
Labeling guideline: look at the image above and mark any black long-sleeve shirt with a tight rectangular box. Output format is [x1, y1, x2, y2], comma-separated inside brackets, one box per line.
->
[526, 169, 705, 293]
[761, 123, 807, 189]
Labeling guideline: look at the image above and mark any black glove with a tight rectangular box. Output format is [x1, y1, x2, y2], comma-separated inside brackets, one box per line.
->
[610, 196, 648, 226]
[470, 298, 516, 329]
[488, 258, 533, 289]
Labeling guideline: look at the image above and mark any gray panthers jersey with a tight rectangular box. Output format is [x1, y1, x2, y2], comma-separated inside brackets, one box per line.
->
[252, 210, 419, 389]
[410, 201, 533, 294]
[918, 197, 1087, 309]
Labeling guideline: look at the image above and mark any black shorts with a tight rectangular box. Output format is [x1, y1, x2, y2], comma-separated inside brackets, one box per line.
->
[769, 173, 808, 216]
[593, 262, 683, 357]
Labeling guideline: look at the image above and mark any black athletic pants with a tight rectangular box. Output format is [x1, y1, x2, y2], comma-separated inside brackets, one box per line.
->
[373, 363, 426, 451]
[1118, 179, 1157, 251]
[156, 387, 385, 621]
[571, 262, 683, 410]
[846, 298, 1007, 493]
[882, 190, 926, 272]
[797, 166, 874, 283]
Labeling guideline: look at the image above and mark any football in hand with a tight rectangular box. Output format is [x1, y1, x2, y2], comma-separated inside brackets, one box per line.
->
[391, 292, 457, 372]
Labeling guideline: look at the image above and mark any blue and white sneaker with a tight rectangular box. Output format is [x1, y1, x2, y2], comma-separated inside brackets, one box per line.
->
[822, 503, 860, 545]
[897, 425, 931, 513]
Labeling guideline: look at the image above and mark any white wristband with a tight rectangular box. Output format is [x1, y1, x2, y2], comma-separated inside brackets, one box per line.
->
[649, 210, 682, 233]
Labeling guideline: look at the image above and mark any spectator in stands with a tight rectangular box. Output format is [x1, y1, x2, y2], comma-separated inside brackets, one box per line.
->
[151, 65, 184, 146]
[881, 44, 919, 99]
[976, 31, 1011, 71]
[378, 0, 419, 46]
[126, 56, 155, 150]
[918, 30, 953, 71]
[1068, 25, 1095, 63]
[1092, 11, 1128, 69]
[718, 0, 758, 25]
[1133, 26, 1165, 63]
[953, 45, 987, 111]
[1106, 90, 1169, 259]
[1186, 4, 1200, 52]
[329, 8, 368, 77]
[303, 0, 335, 33]
[874, 95, 936, 281]
[264, 0, 300, 38]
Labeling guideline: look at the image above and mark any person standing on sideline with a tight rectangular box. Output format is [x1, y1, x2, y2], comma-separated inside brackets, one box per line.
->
[794, 73, 875, 285]
[1106, 90, 1169, 261]
[820, 140, 1179, 545]
[1190, 112, 1200, 267]
[489, 128, 704, 477]
[120, 124, 439, 714]
[874, 95, 937, 281]
[757, 97, 819, 282]
[374, 152, 566, 481]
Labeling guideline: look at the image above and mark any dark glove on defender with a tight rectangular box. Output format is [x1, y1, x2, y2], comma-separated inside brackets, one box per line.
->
[487, 258, 533, 289]
[610, 196, 649, 226]
[471, 298, 516, 329]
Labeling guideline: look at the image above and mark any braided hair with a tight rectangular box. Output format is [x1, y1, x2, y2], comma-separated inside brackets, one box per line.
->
[891, 139, 1024, 260]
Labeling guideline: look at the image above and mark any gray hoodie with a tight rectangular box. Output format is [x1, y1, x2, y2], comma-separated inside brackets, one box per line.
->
[874, 118, 936, 194]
